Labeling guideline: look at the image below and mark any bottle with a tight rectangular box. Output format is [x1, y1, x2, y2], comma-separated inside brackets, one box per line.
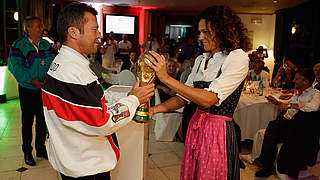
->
[258, 80, 264, 96]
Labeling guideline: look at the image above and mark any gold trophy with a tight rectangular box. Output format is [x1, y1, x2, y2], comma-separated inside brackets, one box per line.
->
[133, 52, 156, 123]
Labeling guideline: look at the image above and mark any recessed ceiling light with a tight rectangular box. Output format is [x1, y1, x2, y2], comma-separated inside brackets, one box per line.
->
[273, 0, 278, 3]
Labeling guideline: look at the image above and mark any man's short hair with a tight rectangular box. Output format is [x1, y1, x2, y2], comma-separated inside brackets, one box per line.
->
[313, 63, 320, 70]
[57, 3, 97, 43]
[24, 16, 41, 34]
[297, 68, 315, 85]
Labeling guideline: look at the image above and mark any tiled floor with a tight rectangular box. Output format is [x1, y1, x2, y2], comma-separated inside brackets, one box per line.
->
[0, 99, 281, 180]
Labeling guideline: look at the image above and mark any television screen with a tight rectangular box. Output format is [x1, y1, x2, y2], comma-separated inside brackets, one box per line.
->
[105, 15, 135, 34]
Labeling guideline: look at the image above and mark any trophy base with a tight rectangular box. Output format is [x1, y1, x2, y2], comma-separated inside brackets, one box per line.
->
[133, 115, 150, 123]
[133, 105, 150, 123]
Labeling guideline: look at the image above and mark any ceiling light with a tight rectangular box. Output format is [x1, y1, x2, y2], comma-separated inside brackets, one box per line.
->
[273, 0, 278, 3]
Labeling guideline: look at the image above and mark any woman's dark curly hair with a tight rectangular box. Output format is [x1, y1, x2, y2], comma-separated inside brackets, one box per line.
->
[196, 6, 250, 54]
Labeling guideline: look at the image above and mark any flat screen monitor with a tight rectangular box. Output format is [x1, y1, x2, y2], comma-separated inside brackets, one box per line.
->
[105, 15, 135, 34]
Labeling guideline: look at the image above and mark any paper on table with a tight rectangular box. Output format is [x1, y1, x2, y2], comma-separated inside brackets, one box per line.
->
[104, 85, 133, 106]
[107, 85, 133, 93]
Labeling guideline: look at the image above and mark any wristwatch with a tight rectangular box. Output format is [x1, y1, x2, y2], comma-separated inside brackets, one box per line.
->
[287, 103, 292, 109]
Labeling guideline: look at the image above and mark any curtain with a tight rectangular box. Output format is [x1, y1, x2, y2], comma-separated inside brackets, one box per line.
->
[28, 0, 53, 31]
[151, 12, 166, 43]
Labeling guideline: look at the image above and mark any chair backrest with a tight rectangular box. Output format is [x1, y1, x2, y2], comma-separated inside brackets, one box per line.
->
[117, 70, 136, 86]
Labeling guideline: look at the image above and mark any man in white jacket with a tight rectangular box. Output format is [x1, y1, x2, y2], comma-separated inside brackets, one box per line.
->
[42, 3, 154, 179]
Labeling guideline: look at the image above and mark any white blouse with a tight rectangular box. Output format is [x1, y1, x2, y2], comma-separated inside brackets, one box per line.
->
[284, 87, 320, 120]
[182, 49, 249, 106]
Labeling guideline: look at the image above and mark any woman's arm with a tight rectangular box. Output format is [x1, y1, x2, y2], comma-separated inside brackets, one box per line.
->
[146, 52, 219, 108]
[151, 96, 187, 116]
[161, 77, 218, 108]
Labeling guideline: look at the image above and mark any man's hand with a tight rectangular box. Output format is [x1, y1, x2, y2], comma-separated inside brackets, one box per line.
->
[30, 78, 44, 89]
[129, 78, 155, 105]
[266, 95, 281, 105]
[279, 94, 292, 100]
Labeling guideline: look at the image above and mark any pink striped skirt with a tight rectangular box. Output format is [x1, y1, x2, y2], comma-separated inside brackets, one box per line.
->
[180, 108, 233, 180]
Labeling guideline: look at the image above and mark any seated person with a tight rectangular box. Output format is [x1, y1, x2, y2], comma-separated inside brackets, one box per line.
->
[250, 47, 269, 72]
[313, 62, 320, 90]
[273, 60, 297, 90]
[248, 59, 270, 83]
[254, 68, 320, 178]
[129, 52, 138, 76]
[155, 59, 180, 102]
[276, 110, 320, 179]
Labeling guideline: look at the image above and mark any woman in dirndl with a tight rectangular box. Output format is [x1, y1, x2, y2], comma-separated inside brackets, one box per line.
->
[146, 6, 250, 180]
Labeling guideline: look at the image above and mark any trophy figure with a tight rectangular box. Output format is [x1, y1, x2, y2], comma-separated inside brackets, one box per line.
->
[133, 52, 156, 123]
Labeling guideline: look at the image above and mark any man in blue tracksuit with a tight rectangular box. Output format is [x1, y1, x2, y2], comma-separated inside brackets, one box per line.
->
[8, 16, 55, 166]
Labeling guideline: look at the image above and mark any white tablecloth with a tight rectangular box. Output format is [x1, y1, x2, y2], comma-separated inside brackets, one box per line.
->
[153, 89, 183, 141]
[234, 89, 282, 140]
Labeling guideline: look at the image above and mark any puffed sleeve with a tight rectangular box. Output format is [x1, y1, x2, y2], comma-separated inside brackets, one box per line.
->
[205, 49, 249, 106]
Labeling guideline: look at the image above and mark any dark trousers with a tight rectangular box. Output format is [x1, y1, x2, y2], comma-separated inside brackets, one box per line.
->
[258, 116, 289, 169]
[18, 85, 47, 154]
[60, 172, 111, 180]
[118, 54, 131, 71]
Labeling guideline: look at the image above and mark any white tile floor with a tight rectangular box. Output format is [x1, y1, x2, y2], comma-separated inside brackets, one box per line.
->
[0, 99, 282, 180]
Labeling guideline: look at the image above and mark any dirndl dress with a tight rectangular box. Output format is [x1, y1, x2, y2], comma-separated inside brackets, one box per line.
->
[180, 81, 244, 180]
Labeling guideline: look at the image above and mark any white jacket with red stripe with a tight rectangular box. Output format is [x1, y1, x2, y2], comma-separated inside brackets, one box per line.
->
[42, 45, 140, 177]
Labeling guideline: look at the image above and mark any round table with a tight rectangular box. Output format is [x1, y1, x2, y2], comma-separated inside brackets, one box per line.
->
[233, 88, 285, 140]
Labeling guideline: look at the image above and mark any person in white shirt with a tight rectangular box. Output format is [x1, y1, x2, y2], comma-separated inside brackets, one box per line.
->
[312, 62, 320, 90]
[118, 34, 132, 54]
[42, 3, 154, 179]
[248, 59, 270, 83]
[118, 34, 132, 70]
[146, 6, 250, 180]
[255, 68, 320, 178]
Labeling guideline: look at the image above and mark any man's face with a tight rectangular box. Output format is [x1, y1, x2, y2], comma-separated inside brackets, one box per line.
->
[122, 34, 128, 41]
[27, 19, 43, 40]
[78, 12, 101, 57]
[293, 73, 308, 90]
[313, 63, 320, 82]
[198, 19, 218, 53]
[253, 62, 263, 74]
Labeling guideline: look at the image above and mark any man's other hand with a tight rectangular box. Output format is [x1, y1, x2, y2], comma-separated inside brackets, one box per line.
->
[30, 78, 44, 89]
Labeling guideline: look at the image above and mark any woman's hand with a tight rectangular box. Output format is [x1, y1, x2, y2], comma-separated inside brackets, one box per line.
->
[145, 51, 170, 81]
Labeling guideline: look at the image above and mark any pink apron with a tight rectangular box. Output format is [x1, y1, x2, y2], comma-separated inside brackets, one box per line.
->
[180, 108, 232, 180]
